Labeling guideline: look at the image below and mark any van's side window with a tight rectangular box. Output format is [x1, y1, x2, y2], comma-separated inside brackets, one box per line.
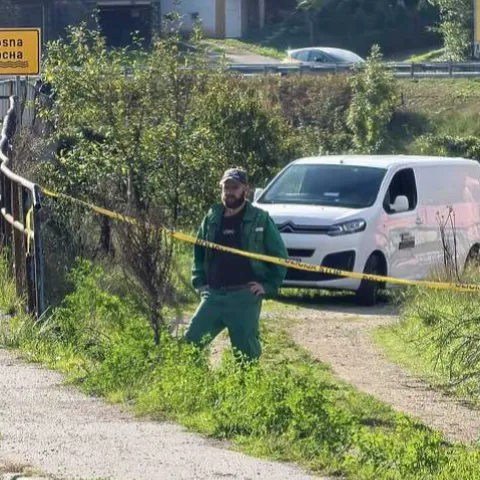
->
[383, 168, 418, 214]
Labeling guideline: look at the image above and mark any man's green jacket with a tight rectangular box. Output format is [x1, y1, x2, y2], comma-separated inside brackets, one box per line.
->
[192, 202, 288, 297]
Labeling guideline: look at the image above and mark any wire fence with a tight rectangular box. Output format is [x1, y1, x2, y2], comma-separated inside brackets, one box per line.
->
[0, 94, 44, 317]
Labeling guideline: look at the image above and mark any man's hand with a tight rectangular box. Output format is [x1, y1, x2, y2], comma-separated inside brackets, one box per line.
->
[248, 282, 265, 296]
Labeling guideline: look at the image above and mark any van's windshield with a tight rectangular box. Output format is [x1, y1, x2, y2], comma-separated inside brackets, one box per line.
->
[258, 164, 387, 208]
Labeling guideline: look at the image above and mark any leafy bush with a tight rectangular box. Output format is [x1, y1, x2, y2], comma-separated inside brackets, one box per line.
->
[251, 74, 354, 155]
[33, 23, 299, 328]
[414, 133, 480, 160]
[428, 0, 473, 61]
[347, 45, 398, 153]
[39, 24, 292, 230]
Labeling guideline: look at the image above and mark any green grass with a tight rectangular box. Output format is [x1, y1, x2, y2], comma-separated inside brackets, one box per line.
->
[374, 276, 480, 407]
[203, 39, 285, 60]
[0, 254, 22, 316]
[398, 79, 480, 120]
[399, 48, 446, 63]
[393, 78, 480, 156]
[373, 317, 452, 392]
[2, 259, 480, 479]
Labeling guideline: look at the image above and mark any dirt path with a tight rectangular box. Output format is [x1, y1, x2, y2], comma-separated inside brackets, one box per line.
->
[0, 348, 325, 480]
[276, 296, 480, 443]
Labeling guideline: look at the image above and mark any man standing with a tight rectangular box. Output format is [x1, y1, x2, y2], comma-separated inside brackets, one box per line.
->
[186, 168, 288, 360]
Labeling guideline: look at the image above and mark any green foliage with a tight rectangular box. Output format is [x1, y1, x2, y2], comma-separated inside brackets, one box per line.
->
[414, 134, 480, 159]
[204, 39, 284, 60]
[36, 22, 298, 333]
[192, 75, 296, 195]
[40, 23, 291, 230]
[428, 0, 472, 61]
[347, 46, 398, 153]
[282, 0, 440, 56]
[403, 48, 446, 63]
[253, 74, 354, 155]
[2, 261, 480, 479]
[0, 253, 20, 316]
[397, 271, 480, 399]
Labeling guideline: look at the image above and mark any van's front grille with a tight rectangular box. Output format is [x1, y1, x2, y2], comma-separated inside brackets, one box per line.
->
[285, 251, 356, 282]
[277, 222, 330, 234]
[287, 248, 315, 258]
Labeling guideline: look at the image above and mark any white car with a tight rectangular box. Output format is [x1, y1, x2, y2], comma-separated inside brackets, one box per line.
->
[254, 155, 480, 305]
[284, 47, 364, 65]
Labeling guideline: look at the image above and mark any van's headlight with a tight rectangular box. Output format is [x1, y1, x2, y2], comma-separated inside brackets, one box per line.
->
[327, 219, 366, 236]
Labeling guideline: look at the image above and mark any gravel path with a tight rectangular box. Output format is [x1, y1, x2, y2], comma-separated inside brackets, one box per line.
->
[0, 349, 323, 480]
[281, 297, 480, 443]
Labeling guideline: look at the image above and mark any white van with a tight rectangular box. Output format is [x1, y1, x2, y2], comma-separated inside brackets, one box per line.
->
[253, 155, 480, 305]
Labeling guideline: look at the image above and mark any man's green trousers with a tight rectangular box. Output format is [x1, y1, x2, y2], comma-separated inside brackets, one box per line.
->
[185, 287, 263, 360]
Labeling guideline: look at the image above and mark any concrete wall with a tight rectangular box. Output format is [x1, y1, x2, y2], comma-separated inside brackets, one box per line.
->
[162, 0, 217, 36]
[0, 1, 95, 43]
[225, 0, 241, 38]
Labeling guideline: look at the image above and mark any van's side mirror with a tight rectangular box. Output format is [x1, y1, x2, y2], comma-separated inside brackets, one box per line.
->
[253, 188, 264, 202]
[391, 195, 409, 213]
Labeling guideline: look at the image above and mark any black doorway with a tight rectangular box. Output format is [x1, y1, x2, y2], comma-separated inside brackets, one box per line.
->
[98, 5, 152, 48]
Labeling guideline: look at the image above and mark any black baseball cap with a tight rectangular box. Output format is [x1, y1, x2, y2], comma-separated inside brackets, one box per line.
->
[220, 168, 248, 185]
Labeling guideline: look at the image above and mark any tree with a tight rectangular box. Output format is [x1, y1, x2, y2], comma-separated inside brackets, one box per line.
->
[294, 0, 439, 55]
[347, 45, 398, 154]
[37, 21, 291, 341]
[297, 0, 333, 45]
[428, 0, 473, 60]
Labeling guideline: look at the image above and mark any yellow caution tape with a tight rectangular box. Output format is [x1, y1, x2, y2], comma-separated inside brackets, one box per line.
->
[40, 187, 480, 293]
[25, 206, 34, 255]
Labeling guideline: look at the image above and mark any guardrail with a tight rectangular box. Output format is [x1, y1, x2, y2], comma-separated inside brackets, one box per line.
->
[225, 61, 480, 78]
[0, 95, 44, 317]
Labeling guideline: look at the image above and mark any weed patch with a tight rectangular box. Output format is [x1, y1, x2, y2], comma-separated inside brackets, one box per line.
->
[376, 277, 480, 404]
[1, 261, 480, 478]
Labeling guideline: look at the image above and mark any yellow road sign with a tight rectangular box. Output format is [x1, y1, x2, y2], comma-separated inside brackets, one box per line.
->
[0, 28, 41, 76]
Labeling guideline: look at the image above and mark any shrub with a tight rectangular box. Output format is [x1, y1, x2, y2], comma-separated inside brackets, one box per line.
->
[347, 45, 398, 154]
[428, 0, 473, 61]
[414, 134, 480, 160]
[402, 275, 480, 398]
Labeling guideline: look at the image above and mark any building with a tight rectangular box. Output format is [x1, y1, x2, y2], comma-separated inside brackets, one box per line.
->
[0, 0, 265, 46]
[162, 0, 265, 38]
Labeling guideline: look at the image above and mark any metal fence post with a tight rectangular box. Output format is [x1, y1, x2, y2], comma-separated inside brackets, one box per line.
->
[15, 76, 21, 127]
[32, 186, 44, 316]
[0, 95, 44, 318]
[3, 176, 12, 249]
[11, 181, 25, 298]
[23, 187, 35, 313]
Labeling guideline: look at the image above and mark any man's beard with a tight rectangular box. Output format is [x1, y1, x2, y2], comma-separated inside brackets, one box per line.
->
[224, 193, 245, 209]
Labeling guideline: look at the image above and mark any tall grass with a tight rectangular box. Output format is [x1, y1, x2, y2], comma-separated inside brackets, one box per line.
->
[0, 254, 20, 316]
[2, 257, 480, 478]
[375, 266, 480, 405]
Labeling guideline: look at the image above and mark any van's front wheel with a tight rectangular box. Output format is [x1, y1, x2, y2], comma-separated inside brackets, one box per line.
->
[355, 255, 383, 307]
